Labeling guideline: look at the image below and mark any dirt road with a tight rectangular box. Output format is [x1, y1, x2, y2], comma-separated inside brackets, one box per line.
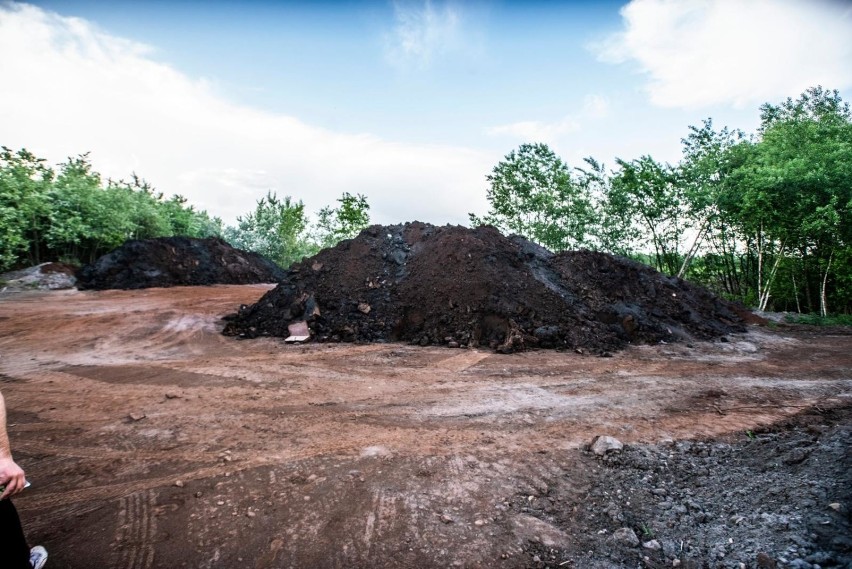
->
[1, 286, 849, 568]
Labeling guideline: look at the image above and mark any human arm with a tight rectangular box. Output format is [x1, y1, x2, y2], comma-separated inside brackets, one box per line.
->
[0, 390, 27, 500]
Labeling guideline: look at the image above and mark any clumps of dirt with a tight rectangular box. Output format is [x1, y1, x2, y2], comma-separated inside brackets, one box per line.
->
[76, 237, 286, 290]
[223, 222, 747, 353]
[516, 406, 852, 569]
[0, 262, 78, 292]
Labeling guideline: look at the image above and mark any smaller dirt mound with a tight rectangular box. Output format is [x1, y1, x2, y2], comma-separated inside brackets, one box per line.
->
[77, 237, 286, 290]
[223, 222, 747, 353]
[1, 262, 78, 292]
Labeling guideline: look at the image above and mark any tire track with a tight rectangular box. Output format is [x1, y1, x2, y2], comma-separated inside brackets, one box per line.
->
[25, 444, 357, 513]
[113, 490, 157, 569]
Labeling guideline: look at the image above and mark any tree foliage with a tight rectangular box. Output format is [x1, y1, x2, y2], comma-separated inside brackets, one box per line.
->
[222, 192, 313, 269]
[470, 143, 593, 251]
[0, 148, 221, 270]
[471, 87, 852, 315]
[221, 191, 371, 268]
[311, 192, 371, 250]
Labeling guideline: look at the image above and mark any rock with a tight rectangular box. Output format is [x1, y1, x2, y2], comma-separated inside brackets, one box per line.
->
[612, 527, 640, 547]
[828, 502, 841, 511]
[246, 510, 256, 518]
[174, 480, 185, 488]
[784, 447, 811, 464]
[128, 412, 146, 422]
[510, 514, 571, 548]
[643, 539, 661, 550]
[440, 514, 454, 524]
[357, 302, 371, 314]
[757, 552, 777, 568]
[591, 435, 624, 456]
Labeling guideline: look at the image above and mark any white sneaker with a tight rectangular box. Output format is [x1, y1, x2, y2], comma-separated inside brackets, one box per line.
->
[29, 545, 48, 569]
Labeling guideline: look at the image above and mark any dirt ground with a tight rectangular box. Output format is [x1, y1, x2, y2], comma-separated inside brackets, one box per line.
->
[0, 285, 849, 568]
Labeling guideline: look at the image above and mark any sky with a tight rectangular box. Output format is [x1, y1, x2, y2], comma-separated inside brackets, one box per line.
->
[1, 0, 851, 226]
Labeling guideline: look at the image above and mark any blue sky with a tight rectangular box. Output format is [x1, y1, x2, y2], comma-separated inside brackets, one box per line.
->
[2, 0, 851, 226]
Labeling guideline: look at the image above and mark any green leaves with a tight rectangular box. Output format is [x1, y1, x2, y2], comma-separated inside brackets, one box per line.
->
[222, 191, 371, 269]
[312, 192, 371, 251]
[0, 149, 220, 270]
[472, 143, 593, 252]
[471, 87, 852, 315]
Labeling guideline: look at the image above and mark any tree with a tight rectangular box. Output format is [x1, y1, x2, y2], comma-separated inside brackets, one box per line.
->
[0, 147, 54, 270]
[725, 87, 852, 313]
[223, 192, 312, 268]
[607, 156, 684, 274]
[312, 192, 371, 250]
[677, 119, 746, 279]
[470, 143, 593, 251]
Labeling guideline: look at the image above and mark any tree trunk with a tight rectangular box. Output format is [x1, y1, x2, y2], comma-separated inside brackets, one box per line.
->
[820, 250, 833, 317]
[677, 219, 709, 278]
[792, 272, 801, 313]
[758, 239, 785, 312]
[757, 224, 764, 308]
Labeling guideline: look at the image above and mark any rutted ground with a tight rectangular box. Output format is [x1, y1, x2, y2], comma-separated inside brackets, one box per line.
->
[0, 286, 849, 568]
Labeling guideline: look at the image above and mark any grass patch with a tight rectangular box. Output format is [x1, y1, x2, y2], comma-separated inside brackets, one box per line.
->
[784, 313, 852, 326]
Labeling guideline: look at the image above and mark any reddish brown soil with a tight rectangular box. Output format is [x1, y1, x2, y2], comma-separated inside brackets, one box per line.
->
[0, 286, 849, 568]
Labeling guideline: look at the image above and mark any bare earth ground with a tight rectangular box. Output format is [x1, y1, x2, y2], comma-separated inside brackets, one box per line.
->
[0, 285, 849, 569]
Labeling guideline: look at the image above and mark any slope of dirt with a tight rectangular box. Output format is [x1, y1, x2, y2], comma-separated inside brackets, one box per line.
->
[223, 222, 746, 353]
[0, 287, 849, 568]
[76, 236, 286, 290]
[0, 262, 77, 292]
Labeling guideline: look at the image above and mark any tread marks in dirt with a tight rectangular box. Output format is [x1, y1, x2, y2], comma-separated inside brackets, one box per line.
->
[76, 237, 286, 290]
[223, 222, 747, 353]
[114, 490, 157, 569]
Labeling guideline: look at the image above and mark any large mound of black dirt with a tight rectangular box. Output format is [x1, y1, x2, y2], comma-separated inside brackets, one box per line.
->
[77, 237, 286, 290]
[223, 222, 747, 353]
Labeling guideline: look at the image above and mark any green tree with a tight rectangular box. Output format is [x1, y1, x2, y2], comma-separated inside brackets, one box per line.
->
[312, 192, 371, 250]
[44, 154, 137, 263]
[470, 143, 593, 251]
[740, 87, 852, 314]
[0, 148, 55, 269]
[607, 156, 684, 274]
[677, 120, 747, 279]
[223, 192, 312, 268]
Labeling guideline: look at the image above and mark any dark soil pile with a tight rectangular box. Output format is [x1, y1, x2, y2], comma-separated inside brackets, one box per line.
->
[223, 222, 747, 353]
[77, 237, 286, 290]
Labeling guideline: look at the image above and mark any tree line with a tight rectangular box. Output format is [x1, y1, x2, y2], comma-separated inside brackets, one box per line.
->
[0, 149, 222, 269]
[2, 86, 848, 315]
[471, 87, 851, 316]
[0, 147, 370, 272]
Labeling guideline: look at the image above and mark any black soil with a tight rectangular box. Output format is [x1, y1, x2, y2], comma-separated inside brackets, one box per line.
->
[76, 237, 286, 290]
[223, 222, 747, 353]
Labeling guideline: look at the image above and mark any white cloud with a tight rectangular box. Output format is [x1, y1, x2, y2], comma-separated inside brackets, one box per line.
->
[486, 94, 610, 145]
[384, 1, 465, 68]
[486, 117, 580, 144]
[595, 0, 852, 108]
[0, 2, 492, 225]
